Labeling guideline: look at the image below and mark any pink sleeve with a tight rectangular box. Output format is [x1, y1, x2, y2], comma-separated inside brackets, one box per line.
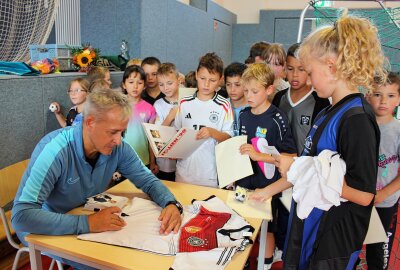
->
[149, 105, 157, 123]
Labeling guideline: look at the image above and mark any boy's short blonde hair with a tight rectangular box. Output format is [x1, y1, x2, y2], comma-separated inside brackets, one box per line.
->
[157, 62, 179, 78]
[126, 58, 142, 67]
[89, 79, 111, 92]
[241, 63, 275, 88]
[87, 66, 110, 83]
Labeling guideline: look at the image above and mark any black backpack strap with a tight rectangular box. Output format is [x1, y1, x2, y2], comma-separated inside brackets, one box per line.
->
[311, 91, 330, 124]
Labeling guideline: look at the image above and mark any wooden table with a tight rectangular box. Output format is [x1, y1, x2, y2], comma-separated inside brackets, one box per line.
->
[26, 180, 267, 270]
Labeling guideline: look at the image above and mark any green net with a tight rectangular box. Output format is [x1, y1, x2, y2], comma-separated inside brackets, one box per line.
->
[312, 5, 400, 72]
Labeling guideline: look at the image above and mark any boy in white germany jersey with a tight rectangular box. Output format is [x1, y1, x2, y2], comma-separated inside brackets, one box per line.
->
[174, 52, 234, 187]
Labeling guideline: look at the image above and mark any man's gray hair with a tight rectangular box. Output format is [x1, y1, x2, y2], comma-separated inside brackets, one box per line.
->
[83, 89, 131, 121]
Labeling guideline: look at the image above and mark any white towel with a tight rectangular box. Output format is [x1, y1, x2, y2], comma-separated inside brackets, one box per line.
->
[287, 150, 347, 219]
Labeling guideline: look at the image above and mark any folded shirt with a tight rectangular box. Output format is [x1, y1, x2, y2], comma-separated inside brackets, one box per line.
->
[287, 149, 347, 219]
[78, 196, 254, 255]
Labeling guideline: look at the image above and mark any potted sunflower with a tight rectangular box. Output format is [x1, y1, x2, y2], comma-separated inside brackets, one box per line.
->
[69, 43, 100, 72]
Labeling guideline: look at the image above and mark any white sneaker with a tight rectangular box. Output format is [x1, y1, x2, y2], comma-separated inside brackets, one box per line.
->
[273, 248, 283, 263]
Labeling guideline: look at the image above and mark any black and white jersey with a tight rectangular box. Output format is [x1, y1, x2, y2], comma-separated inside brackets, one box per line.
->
[78, 196, 254, 270]
[272, 88, 330, 155]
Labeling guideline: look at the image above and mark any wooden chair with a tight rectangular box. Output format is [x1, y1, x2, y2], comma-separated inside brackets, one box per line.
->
[0, 159, 62, 270]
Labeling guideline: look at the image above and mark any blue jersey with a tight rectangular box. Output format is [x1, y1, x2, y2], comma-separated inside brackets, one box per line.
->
[12, 123, 175, 243]
[284, 94, 379, 270]
[230, 100, 248, 137]
[237, 105, 297, 189]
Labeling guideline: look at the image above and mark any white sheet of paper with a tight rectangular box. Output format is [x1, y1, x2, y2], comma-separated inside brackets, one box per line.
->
[363, 206, 387, 244]
[215, 135, 253, 188]
[178, 87, 197, 102]
[226, 191, 272, 220]
[279, 190, 386, 245]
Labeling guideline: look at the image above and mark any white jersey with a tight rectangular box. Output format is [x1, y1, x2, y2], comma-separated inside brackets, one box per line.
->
[78, 196, 254, 269]
[174, 92, 234, 187]
[154, 98, 178, 172]
[170, 247, 237, 270]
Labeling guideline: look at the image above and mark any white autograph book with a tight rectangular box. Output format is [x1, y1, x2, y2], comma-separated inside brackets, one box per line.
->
[226, 191, 272, 220]
[215, 135, 254, 188]
[363, 206, 387, 244]
[142, 123, 206, 159]
[280, 188, 293, 212]
[279, 189, 386, 244]
[178, 87, 197, 102]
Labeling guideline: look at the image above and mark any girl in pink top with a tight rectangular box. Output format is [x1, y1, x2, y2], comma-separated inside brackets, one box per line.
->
[122, 65, 158, 174]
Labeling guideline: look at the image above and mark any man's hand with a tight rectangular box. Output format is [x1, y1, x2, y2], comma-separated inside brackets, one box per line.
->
[88, 207, 126, 233]
[158, 204, 182, 235]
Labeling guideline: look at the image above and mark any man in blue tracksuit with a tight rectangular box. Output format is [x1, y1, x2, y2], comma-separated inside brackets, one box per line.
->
[12, 89, 183, 269]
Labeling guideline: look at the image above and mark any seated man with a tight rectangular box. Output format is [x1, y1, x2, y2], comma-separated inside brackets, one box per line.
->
[12, 89, 182, 269]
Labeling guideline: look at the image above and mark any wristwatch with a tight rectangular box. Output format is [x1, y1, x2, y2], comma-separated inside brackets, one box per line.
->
[166, 200, 183, 214]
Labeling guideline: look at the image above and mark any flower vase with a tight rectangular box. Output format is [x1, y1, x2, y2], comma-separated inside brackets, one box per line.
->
[79, 66, 89, 73]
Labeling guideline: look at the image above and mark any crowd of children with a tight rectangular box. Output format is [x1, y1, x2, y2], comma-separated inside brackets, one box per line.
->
[46, 11, 400, 270]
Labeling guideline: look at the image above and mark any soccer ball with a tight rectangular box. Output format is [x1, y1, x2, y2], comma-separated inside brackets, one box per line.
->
[49, 103, 58, 112]
[112, 171, 122, 181]
[235, 186, 247, 202]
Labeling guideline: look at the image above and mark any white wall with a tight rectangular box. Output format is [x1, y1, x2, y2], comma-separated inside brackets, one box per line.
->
[177, 0, 190, 4]
[212, 0, 400, 24]
[213, 0, 267, 23]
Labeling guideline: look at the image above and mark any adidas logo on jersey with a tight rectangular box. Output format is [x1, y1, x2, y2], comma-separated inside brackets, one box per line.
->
[185, 113, 192, 119]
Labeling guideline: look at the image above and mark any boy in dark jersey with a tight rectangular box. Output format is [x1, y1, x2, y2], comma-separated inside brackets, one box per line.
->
[272, 43, 330, 155]
[237, 63, 297, 269]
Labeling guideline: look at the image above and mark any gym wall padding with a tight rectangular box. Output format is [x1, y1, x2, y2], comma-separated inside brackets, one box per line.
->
[80, 0, 236, 74]
[232, 9, 314, 63]
[0, 72, 123, 169]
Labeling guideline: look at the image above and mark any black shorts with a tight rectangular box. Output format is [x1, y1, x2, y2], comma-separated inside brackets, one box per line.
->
[267, 197, 280, 233]
[157, 170, 176, 181]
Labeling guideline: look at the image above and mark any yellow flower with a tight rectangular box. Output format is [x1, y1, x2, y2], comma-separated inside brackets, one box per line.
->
[76, 52, 93, 67]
